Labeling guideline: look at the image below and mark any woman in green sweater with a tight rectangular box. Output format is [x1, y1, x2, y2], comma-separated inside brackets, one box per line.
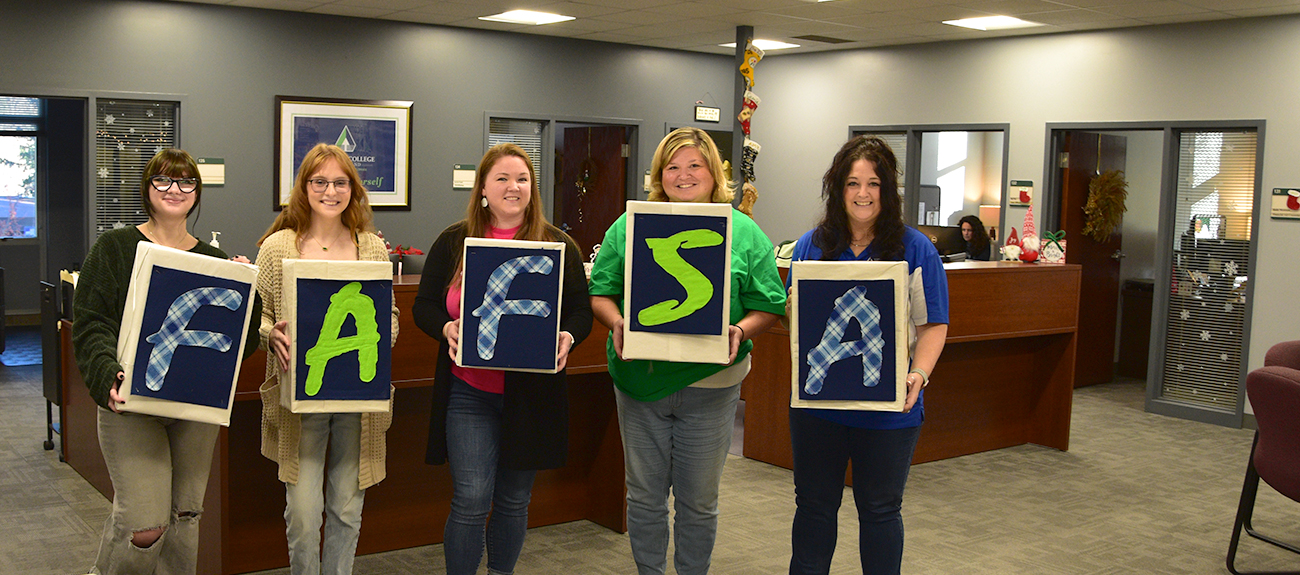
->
[589, 128, 787, 575]
[72, 148, 260, 574]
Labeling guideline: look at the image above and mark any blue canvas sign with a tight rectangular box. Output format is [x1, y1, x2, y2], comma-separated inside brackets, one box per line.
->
[622, 201, 732, 364]
[282, 259, 393, 414]
[789, 261, 909, 412]
[116, 243, 259, 426]
[458, 238, 565, 373]
[628, 213, 728, 335]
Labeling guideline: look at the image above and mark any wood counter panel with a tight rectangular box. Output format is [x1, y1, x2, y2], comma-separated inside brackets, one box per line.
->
[744, 263, 1081, 470]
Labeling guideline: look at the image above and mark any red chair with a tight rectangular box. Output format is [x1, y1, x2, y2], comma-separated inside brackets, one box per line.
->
[1227, 340, 1300, 574]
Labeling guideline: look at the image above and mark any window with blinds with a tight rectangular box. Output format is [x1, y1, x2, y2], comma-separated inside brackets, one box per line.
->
[1159, 129, 1257, 410]
[854, 131, 907, 189]
[94, 99, 177, 236]
[487, 118, 544, 186]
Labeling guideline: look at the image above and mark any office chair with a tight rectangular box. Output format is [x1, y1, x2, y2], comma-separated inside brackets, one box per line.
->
[1227, 340, 1300, 574]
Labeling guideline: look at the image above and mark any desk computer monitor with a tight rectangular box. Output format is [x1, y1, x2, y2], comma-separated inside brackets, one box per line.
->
[913, 225, 967, 260]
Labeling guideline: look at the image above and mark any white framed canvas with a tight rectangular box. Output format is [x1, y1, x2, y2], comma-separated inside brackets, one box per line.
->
[116, 242, 258, 426]
[281, 259, 393, 413]
[622, 200, 732, 364]
[457, 237, 565, 374]
[789, 260, 909, 411]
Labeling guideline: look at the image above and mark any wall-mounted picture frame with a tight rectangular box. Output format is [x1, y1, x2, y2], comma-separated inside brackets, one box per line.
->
[275, 96, 413, 210]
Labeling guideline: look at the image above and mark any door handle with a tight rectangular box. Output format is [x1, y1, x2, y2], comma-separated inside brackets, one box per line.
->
[1111, 250, 1125, 260]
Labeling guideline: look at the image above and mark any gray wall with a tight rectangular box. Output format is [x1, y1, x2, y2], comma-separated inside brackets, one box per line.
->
[752, 16, 1300, 375]
[0, 0, 732, 291]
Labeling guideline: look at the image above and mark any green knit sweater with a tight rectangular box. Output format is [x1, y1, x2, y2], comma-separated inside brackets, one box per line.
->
[72, 226, 261, 410]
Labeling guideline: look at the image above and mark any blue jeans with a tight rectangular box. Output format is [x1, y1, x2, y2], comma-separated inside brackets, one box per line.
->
[788, 408, 920, 575]
[615, 383, 741, 575]
[93, 408, 218, 575]
[285, 412, 365, 575]
[444, 377, 538, 575]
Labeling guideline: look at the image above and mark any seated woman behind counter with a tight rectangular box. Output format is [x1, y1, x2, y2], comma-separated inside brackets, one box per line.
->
[958, 215, 993, 261]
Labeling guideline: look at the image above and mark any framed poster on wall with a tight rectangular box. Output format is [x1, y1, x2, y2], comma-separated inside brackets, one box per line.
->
[789, 260, 909, 412]
[275, 96, 412, 210]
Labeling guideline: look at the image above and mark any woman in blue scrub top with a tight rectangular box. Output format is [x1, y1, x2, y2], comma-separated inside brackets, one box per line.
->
[786, 136, 949, 575]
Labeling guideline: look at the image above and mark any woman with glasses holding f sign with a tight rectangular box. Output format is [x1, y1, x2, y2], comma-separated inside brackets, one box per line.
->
[254, 143, 399, 575]
[73, 149, 261, 573]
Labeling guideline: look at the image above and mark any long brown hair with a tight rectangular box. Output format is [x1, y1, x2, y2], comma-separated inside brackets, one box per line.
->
[813, 136, 906, 261]
[647, 127, 734, 203]
[959, 214, 991, 255]
[258, 143, 373, 245]
[447, 143, 577, 288]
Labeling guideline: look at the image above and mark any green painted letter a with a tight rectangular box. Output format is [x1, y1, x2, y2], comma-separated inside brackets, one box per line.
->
[304, 282, 381, 396]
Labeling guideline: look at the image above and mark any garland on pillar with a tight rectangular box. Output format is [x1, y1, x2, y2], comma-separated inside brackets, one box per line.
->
[737, 41, 764, 217]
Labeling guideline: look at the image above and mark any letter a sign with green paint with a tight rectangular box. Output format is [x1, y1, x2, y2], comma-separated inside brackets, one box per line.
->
[280, 259, 393, 414]
[623, 200, 732, 364]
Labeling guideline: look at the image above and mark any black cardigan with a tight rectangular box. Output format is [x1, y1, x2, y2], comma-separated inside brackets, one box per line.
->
[412, 222, 592, 470]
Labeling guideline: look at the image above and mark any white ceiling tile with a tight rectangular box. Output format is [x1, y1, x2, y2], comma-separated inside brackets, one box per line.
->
[306, 4, 392, 17]
[227, 0, 326, 10]
[166, 0, 1300, 55]
[1094, 1, 1214, 18]
[641, 1, 746, 19]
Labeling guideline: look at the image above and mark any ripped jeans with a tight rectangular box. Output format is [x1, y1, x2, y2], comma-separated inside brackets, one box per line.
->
[93, 407, 219, 575]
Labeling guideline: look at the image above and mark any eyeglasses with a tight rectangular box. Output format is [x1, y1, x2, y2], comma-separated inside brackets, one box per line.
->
[150, 176, 198, 193]
[308, 178, 351, 193]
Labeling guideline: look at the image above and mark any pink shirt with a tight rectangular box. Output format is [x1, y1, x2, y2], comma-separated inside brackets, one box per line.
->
[447, 225, 520, 394]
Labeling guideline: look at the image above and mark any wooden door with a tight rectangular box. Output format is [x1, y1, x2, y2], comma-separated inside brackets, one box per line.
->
[557, 126, 628, 258]
[1060, 131, 1126, 387]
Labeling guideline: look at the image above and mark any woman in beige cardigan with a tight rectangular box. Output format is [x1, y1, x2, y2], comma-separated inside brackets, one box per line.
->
[254, 143, 398, 575]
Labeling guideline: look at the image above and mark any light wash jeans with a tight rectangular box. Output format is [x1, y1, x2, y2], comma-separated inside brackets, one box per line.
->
[615, 383, 741, 575]
[443, 377, 537, 575]
[92, 407, 219, 575]
[285, 412, 365, 575]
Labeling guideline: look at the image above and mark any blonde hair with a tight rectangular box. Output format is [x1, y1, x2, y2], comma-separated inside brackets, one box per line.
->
[258, 143, 373, 245]
[647, 127, 734, 203]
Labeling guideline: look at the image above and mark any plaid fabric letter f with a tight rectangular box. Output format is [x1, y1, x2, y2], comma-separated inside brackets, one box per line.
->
[471, 255, 555, 361]
[804, 285, 884, 395]
[143, 287, 243, 391]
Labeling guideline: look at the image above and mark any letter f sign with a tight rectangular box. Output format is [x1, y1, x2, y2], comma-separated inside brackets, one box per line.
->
[144, 287, 243, 392]
[472, 255, 555, 360]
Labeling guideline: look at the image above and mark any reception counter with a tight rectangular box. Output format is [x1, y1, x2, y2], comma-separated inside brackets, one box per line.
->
[60, 275, 623, 575]
[743, 261, 1082, 469]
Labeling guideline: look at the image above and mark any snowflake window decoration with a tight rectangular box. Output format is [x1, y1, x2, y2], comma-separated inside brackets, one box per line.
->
[1200, 330, 1212, 341]
[1223, 260, 1238, 276]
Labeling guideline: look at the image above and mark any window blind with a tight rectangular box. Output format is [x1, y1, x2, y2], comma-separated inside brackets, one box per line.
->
[488, 118, 544, 186]
[1159, 129, 1256, 410]
[94, 100, 176, 236]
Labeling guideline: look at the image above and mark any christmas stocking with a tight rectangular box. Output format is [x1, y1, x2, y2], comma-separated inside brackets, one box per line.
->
[738, 182, 759, 217]
[739, 41, 765, 88]
[740, 138, 761, 182]
[738, 90, 760, 135]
